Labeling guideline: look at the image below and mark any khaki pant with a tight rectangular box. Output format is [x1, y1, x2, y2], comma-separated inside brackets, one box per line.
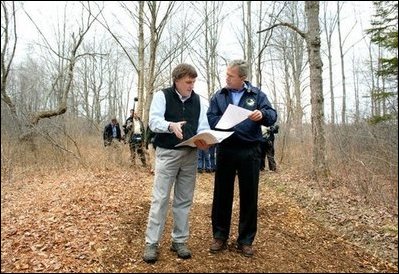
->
[146, 144, 156, 172]
[145, 147, 197, 244]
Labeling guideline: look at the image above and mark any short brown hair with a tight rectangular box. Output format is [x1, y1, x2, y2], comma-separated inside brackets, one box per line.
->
[172, 63, 197, 82]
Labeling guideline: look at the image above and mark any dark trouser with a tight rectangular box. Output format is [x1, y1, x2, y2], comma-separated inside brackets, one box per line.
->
[130, 141, 146, 166]
[260, 141, 267, 170]
[265, 142, 276, 171]
[211, 143, 261, 246]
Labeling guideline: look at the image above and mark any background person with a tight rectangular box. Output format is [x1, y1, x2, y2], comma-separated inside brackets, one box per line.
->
[208, 144, 217, 172]
[260, 124, 279, 171]
[103, 118, 122, 147]
[103, 118, 123, 165]
[207, 59, 277, 257]
[124, 109, 146, 166]
[197, 148, 212, 173]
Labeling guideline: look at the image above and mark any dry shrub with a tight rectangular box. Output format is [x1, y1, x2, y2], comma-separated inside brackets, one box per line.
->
[0, 117, 134, 184]
[277, 122, 398, 213]
[326, 122, 398, 212]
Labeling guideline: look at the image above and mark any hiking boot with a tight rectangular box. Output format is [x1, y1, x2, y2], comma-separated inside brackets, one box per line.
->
[236, 243, 254, 257]
[209, 238, 227, 253]
[170, 242, 192, 259]
[143, 243, 158, 263]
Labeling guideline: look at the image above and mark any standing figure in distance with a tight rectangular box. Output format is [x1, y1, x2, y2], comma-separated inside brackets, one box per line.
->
[208, 144, 217, 172]
[197, 148, 211, 173]
[103, 118, 122, 147]
[207, 59, 277, 257]
[142, 63, 210, 263]
[103, 118, 123, 165]
[261, 124, 279, 171]
[124, 109, 146, 166]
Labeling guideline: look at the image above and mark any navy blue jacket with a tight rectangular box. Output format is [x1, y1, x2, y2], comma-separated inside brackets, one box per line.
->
[207, 81, 277, 145]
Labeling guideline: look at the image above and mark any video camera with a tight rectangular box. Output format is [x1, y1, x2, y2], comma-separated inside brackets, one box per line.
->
[268, 125, 279, 134]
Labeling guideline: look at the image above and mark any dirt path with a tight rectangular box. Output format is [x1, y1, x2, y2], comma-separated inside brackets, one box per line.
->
[1, 168, 397, 272]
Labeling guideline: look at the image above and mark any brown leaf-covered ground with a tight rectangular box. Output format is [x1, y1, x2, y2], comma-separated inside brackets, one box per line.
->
[1, 165, 397, 273]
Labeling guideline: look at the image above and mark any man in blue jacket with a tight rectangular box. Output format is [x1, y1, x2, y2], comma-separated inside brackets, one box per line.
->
[207, 59, 277, 257]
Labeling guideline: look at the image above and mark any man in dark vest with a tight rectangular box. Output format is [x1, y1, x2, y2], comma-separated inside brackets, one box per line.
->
[142, 64, 210, 263]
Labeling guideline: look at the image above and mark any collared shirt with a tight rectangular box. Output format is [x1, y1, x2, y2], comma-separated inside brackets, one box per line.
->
[149, 89, 210, 134]
[112, 125, 117, 138]
[229, 82, 248, 105]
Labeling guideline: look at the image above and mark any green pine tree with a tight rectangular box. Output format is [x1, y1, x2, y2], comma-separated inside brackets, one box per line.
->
[366, 1, 398, 123]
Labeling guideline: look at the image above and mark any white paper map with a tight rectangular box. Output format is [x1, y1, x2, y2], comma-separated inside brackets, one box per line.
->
[215, 104, 252, 129]
[175, 129, 234, 147]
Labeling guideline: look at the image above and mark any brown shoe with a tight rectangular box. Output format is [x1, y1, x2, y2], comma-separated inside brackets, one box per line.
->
[236, 244, 254, 257]
[209, 239, 227, 253]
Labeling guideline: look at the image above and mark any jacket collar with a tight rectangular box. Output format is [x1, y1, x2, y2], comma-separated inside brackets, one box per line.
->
[220, 81, 256, 95]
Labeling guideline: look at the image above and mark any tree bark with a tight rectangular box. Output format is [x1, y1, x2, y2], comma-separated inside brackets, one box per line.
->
[305, 1, 328, 178]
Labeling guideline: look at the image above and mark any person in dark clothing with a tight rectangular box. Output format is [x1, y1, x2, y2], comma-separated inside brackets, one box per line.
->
[207, 59, 277, 257]
[260, 124, 279, 171]
[103, 118, 122, 147]
[103, 118, 123, 165]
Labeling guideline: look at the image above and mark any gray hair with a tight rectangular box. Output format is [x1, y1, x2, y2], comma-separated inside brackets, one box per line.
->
[228, 59, 248, 78]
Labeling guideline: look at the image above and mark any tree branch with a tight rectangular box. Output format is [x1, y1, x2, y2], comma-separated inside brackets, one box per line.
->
[258, 22, 306, 39]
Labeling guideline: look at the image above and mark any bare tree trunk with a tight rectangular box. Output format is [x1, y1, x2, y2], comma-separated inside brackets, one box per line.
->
[351, 53, 360, 123]
[254, 2, 283, 88]
[204, 2, 210, 96]
[245, 1, 252, 81]
[368, 41, 376, 117]
[256, 2, 263, 87]
[206, 2, 223, 98]
[258, 1, 329, 179]
[289, 2, 305, 135]
[138, 1, 145, 120]
[337, 1, 347, 124]
[1, 1, 21, 134]
[322, 2, 338, 124]
[142, 1, 176, 128]
[306, 1, 328, 178]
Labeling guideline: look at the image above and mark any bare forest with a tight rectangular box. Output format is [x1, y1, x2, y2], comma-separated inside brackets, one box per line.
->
[1, 1, 397, 273]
